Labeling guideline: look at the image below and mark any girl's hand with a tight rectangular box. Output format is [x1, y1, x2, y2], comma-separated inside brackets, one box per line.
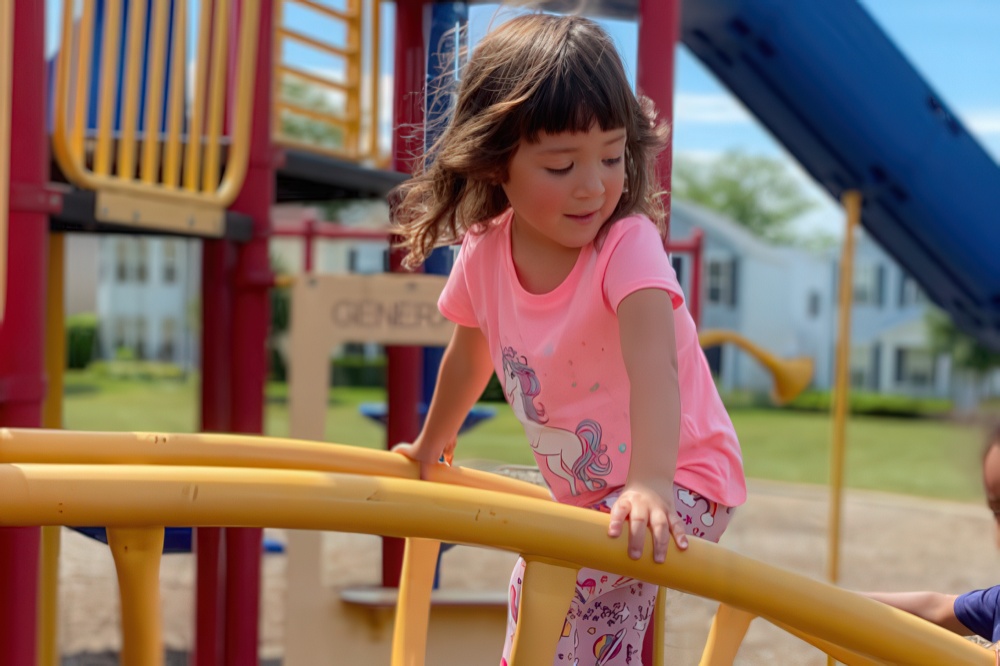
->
[391, 438, 455, 480]
[607, 481, 688, 563]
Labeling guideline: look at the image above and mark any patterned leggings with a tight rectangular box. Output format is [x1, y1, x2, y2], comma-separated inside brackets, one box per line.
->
[500, 484, 734, 666]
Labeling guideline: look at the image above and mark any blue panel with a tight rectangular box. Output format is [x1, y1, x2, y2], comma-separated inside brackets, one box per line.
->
[680, 0, 1000, 347]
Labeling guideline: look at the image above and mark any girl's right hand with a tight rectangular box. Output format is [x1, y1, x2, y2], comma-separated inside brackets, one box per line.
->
[392, 439, 454, 480]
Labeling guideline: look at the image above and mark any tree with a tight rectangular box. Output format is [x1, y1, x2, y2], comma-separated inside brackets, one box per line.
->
[927, 307, 1000, 410]
[671, 150, 817, 244]
[278, 77, 345, 149]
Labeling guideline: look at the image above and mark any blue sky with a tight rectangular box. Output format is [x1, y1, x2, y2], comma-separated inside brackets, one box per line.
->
[468, 1, 1000, 237]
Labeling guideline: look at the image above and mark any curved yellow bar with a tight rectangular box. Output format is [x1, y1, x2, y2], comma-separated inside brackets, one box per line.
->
[0, 460, 990, 666]
[0, 428, 550, 500]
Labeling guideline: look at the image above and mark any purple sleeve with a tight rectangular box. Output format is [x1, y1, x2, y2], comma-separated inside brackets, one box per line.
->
[954, 585, 1000, 642]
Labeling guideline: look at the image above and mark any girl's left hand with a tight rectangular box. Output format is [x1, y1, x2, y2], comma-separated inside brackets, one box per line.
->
[607, 481, 688, 563]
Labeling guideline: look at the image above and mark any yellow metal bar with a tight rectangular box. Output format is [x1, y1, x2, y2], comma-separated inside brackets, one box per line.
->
[0, 456, 994, 666]
[202, 0, 230, 193]
[116, 0, 148, 181]
[288, 0, 357, 22]
[37, 526, 61, 666]
[140, 0, 170, 184]
[276, 101, 352, 128]
[390, 538, 441, 666]
[699, 604, 754, 666]
[213, 0, 260, 204]
[828, 191, 861, 586]
[344, 0, 362, 155]
[0, 0, 11, 322]
[278, 63, 353, 93]
[183, 0, 213, 192]
[365, 0, 381, 159]
[107, 527, 165, 666]
[278, 26, 357, 59]
[71, 0, 97, 162]
[698, 330, 813, 405]
[508, 558, 578, 666]
[95, 0, 122, 176]
[652, 586, 667, 665]
[162, 0, 186, 189]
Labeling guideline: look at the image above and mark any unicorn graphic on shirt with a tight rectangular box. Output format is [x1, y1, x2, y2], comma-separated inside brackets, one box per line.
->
[501, 347, 612, 496]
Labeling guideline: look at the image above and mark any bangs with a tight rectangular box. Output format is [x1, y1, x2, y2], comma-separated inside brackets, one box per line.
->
[517, 44, 633, 140]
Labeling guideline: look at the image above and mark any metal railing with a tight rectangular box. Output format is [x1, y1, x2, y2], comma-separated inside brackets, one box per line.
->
[0, 428, 993, 666]
[0, 0, 12, 322]
[51, 0, 262, 236]
[273, 0, 383, 163]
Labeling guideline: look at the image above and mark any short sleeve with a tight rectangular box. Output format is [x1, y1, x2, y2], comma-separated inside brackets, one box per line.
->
[603, 217, 685, 312]
[437, 238, 479, 328]
[955, 586, 1000, 642]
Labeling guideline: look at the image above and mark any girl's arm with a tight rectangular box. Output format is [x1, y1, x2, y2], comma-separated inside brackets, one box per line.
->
[608, 288, 688, 563]
[863, 591, 967, 634]
[393, 324, 495, 476]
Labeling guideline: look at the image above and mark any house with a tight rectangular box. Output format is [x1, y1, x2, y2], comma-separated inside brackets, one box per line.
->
[669, 199, 951, 399]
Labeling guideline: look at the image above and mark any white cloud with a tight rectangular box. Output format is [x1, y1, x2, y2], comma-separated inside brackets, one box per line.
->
[674, 93, 753, 125]
[963, 109, 1000, 136]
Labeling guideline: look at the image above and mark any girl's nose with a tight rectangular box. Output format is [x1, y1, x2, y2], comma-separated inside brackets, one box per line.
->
[574, 166, 605, 198]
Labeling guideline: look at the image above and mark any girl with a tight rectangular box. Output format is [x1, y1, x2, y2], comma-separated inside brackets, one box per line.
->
[391, 13, 746, 665]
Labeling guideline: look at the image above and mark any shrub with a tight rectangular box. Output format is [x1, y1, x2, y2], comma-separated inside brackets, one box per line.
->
[786, 390, 952, 419]
[331, 355, 386, 387]
[66, 313, 99, 369]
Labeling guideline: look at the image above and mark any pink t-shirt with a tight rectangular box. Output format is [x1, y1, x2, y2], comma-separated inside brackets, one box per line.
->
[439, 211, 746, 508]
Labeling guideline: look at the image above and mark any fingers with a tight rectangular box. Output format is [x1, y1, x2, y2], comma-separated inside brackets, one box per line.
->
[607, 496, 631, 538]
[609, 494, 690, 562]
[667, 511, 689, 552]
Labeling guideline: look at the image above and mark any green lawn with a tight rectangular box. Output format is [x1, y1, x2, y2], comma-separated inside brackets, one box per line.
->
[61, 371, 986, 503]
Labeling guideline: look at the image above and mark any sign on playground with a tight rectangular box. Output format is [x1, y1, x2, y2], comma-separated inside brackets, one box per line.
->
[292, 273, 453, 348]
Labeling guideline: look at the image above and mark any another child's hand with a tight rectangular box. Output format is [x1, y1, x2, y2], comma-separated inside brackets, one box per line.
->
[607, 481, 688, 563]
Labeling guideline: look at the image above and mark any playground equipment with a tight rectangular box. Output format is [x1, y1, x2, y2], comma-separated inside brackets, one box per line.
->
[0, 428, 995, 666]
[2, 0, 999, 663]
[698, 330, 814, 406]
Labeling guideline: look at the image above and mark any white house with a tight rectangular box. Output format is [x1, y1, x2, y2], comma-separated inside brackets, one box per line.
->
[670, 199, 953, 399]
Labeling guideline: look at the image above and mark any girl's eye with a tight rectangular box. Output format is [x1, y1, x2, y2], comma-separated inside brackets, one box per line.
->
[545, 165, 573, 175]
[603, 156, 623, 167]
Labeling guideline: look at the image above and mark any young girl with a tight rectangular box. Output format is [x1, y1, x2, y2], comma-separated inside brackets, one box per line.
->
[391, 13, 746, 664]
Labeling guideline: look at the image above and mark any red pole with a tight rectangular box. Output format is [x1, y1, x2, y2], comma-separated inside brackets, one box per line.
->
[384, 0, 426, 588]
[303, 215, 314, 272]
[195, 236, 235, 666]
[637, 0, 679, 239]
[637, 0, 679, 662]
[223, 0, 273, 660]
[0, 2, 47, 663]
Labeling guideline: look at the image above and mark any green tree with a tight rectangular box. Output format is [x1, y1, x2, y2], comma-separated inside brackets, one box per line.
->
[269, 253, 291, 381]
[672, 150, 817, 244]
[278, 77, 345, 149]
[927, 307, 1000, 409]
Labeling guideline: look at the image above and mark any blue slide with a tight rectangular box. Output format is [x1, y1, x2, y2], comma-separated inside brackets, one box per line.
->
[680, 0, 1000, 348]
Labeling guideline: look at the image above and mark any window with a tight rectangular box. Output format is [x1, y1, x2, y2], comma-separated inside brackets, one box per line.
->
[114, 318, 128, 351]
[849, 346, 870, 389]
[895, 348, 935, 388]
[136, 239, 149, 283]
[160, 318, 176, 361]
[115, 240, 129, 281]
[163, 240, 178, 283]
[807, 291, 821, 318]
[853, 263, 885, 306]
[707, 258, 738, 307]
[136, 317, 148, 359]
[898, 274, 925, 307]
[671, 255, 685, 287]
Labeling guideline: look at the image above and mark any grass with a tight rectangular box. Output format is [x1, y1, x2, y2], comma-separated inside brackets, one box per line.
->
[61, 370, 987, 503]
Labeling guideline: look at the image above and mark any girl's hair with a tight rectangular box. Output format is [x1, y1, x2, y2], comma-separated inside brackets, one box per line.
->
[390, 13, 669, 269]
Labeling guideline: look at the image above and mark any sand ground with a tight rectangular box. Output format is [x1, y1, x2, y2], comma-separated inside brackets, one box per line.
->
[56, 477, 999, 664]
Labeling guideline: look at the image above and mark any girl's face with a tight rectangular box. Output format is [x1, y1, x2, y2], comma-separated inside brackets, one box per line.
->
[502, 124, 626, 259]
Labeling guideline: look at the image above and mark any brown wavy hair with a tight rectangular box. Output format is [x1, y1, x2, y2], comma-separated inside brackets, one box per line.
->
[389, 13, 669, 270]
